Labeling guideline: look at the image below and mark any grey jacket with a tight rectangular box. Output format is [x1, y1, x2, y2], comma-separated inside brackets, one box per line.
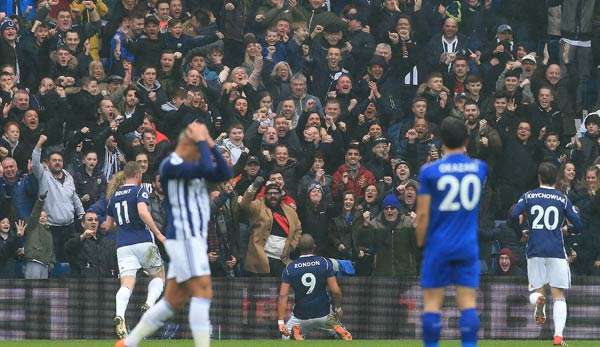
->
[561, 0, 597, 40]
[32, 147, 84, 226]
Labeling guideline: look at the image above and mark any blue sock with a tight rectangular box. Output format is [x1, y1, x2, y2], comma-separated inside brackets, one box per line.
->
[422, 312, 441, 347]
[459, 308, 479, 347]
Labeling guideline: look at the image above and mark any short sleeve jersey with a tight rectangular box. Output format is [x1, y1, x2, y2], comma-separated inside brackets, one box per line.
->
[282, 255, 335, 320]
[107, 184, 152, 248]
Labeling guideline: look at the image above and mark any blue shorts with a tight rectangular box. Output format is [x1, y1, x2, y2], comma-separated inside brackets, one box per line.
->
[420, 254, 480, 289]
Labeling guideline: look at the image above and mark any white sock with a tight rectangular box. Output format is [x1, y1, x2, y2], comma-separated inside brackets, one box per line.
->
[529, 292, 543, 305]
[116, 287, 132, 318]
[146, 278, 164, 307]
[189, 297, 211, 347]
[553, 299, 567, 337]
[125, 299, 175, 347]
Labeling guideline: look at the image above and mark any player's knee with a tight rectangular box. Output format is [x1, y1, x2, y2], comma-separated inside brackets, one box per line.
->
[422, 312, 441, 343]
[459, 308, 479, 342]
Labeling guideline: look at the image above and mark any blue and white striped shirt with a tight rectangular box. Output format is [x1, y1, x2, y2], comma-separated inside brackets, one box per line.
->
[159, 141, 232, 240]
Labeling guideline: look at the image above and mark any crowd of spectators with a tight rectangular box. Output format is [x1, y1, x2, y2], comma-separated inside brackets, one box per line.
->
[0, 0, 600, 279]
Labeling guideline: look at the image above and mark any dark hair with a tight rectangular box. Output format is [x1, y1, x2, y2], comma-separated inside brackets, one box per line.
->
[494, 92, 508, 100]
[538, 162, 558, 185]
[440, 117, 467, 149]
[466, 75, 482, 84]
[47, 150, 64, 160]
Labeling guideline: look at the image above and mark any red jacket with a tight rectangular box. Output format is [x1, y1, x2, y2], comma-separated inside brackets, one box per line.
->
[332, 164, 376, 198]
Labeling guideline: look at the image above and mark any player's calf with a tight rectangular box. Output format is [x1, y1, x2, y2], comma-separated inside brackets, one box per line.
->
[422, 312, 441, 347]
[459, 308, 479, 347]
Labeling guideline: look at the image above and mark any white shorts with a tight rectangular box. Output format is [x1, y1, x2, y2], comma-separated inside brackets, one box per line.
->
[165, 238, 210, 283]
[117, 242, 164, 277]
[527, 257, 571, 291]
[284, 311, 339, 339]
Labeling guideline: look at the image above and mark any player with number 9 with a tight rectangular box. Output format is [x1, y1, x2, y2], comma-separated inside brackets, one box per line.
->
[277, 234, 352, 341]
[510, 162, 582, 347]
[102, 162, 167, 339]
[415, 117, 487, 347]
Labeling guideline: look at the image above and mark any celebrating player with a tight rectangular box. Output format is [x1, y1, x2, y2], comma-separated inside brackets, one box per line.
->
[103, 162, 167, 339]
[510, 162, 582, 347]
[116, 122, 232, 347]
[415, 117, 487, 347]
[276, 234, 352, 341]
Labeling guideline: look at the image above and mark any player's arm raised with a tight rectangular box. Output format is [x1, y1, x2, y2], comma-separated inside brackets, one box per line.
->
[138, 202, 166, 243]
[277, 282, 290, 336]
[415, 194, 431, 247]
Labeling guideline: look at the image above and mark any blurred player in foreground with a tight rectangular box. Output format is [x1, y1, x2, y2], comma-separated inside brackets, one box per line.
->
[103, 162, 166, 338]
[416, 117, 487, 347]
[277, 234, 352, 341]
[510, 162, 582, 347]
[116, 122, 232, 347]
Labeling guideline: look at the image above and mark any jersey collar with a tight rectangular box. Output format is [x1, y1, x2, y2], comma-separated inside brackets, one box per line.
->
[539, 185, 555, 189]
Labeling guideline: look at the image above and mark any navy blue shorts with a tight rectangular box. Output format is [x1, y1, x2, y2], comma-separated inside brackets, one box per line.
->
[420, 254, 480, 288]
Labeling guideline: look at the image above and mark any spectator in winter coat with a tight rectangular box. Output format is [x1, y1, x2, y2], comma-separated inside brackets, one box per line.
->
[23, 193, 53, 279]
[241, 178, 301, 276]
[298, 183, 333, 256]
[73, 151, 107, 209]
[368, 193, 418, 276]
[65, 211, 117, 278]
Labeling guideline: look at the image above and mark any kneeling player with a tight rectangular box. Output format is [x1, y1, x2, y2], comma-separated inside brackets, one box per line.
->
[277, 234, 352, 341]
[511, 162, 582, 347]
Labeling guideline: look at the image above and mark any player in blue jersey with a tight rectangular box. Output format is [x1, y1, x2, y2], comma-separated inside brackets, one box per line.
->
[116, 122, 232, 347]
[276, 234, 352, 341]
[510, 162, 582, 347]
[103, 161, 167, 339]
[415, 117, 487, 347]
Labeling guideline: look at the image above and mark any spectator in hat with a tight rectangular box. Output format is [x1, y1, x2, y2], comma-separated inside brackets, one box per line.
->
[233, 155, 262, 196]
[365, 136, 392, 180]
[367, 193, 418, 276]
[493, 248, 524, 276]
[0, 19, 21, 83]
[241, 177, 302, 276]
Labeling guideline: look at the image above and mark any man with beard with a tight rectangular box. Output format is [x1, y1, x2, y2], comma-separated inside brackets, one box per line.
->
[242, 178, 302, 276]
[32, 134, 84, 263]
[463, 101, 502, 165]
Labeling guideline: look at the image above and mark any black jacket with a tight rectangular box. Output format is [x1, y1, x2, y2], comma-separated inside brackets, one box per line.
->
[65, 230, 117, 278]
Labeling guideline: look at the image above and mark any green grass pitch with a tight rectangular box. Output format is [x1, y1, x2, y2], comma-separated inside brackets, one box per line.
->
[0, 340, 597, 347]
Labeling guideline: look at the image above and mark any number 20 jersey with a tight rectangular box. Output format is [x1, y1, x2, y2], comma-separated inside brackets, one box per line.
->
[282, 255, 335, 320]
[511, 187, 582, 259]
[418, 153, 488, 259]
